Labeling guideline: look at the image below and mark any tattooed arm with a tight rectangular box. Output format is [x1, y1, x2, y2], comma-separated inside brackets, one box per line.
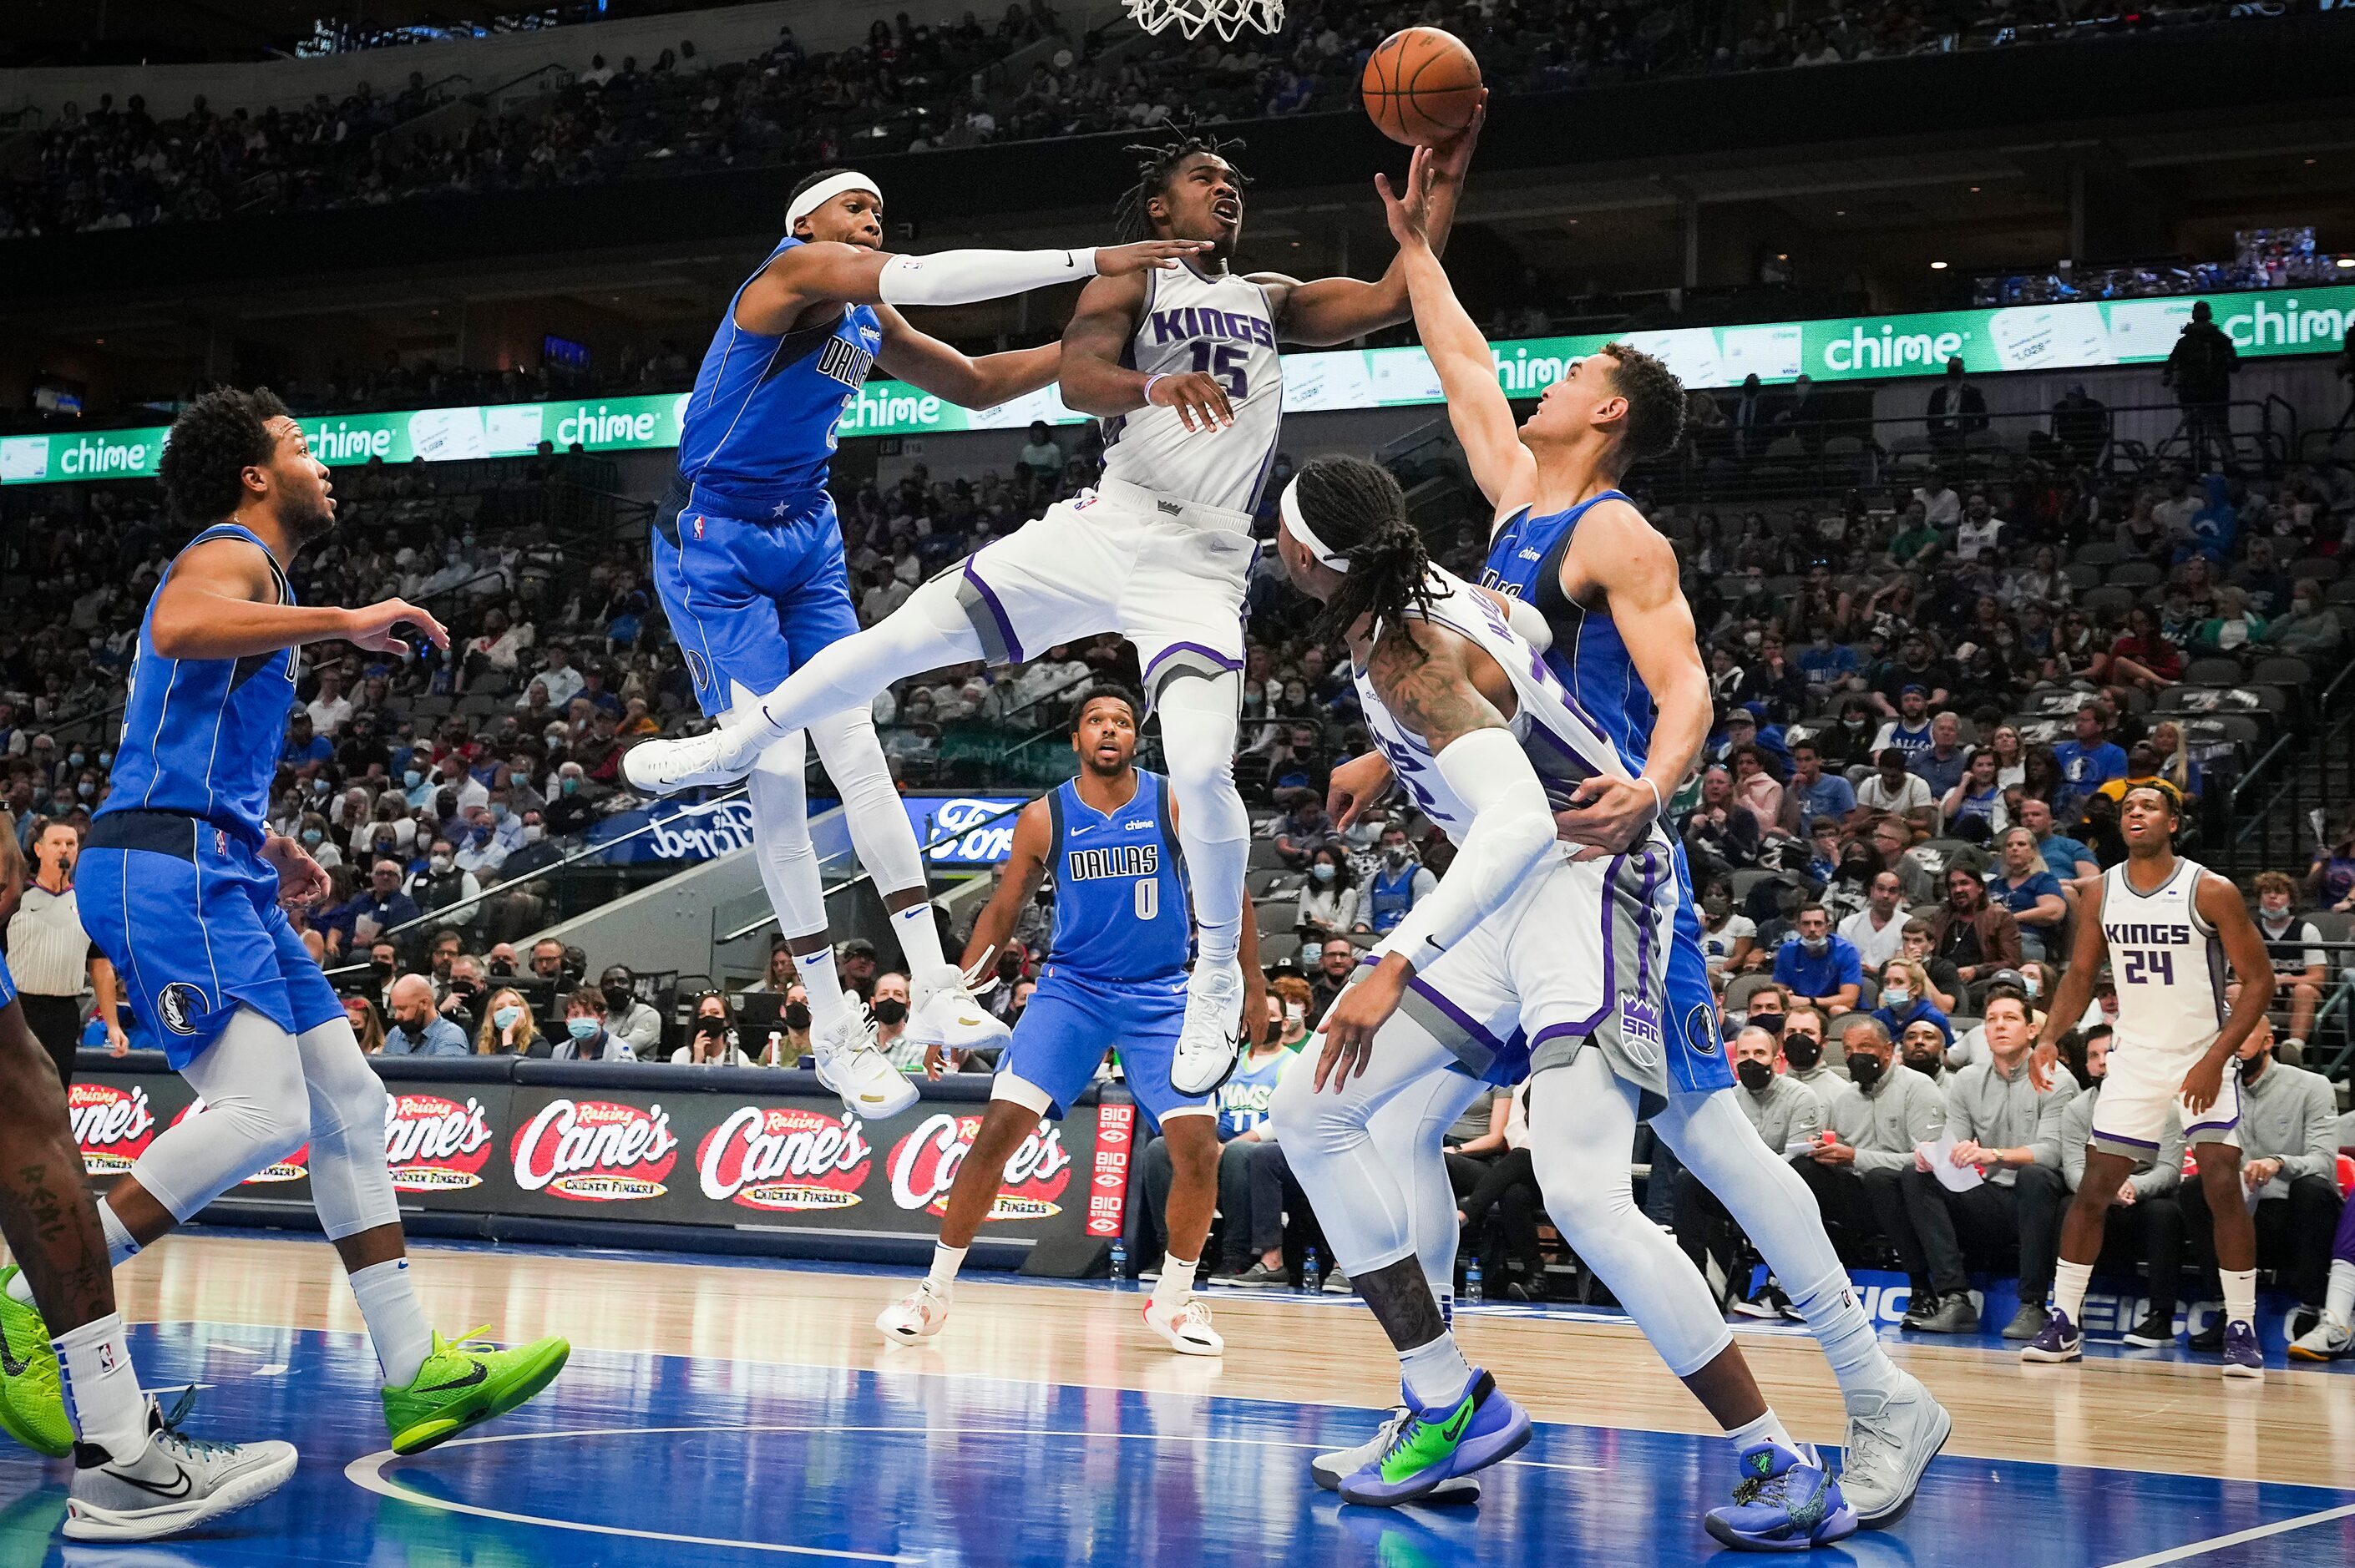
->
[1316, 622, 1558, 1087]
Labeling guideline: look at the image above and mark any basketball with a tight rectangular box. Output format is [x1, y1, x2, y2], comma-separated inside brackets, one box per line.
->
[1360, 27, 1483, 146]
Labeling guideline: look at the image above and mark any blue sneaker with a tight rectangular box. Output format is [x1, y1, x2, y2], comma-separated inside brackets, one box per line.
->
[2221, 1319, 2264, 1381]
[2019, 1306, 2084, 1363]
[1704, 1442, 1859, 1552]
[1337, 1370, 1532, 1507]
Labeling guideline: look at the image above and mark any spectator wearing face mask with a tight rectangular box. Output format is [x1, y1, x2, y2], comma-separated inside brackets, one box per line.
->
[2008, 1025, 2186, 1345]
[551, 985, 635, 1060]
[1679, 1026, 1827, 1315]
[2252, 871, 2327, 1062]
[544, 762, 598, 836]
[476, 987, 541, 1055]
[1778, 1005, 1844, 1094]
[674, 991, 755, 1065]
[869, 970, 918, 1071]
[760, 984, 815, 1066]
[1790, 1019, 1947, 1276]
[410, 837, 482, 932]
[1697, 882, 1757, 981]
[381, 974, 470, 1057]
[1351, 827, 1436, 936]
[1871, 958, 1952, 1048]
[1771, 904, 1862, 1015]
[1294, 843, 1356, 955]
[597, 966, 662, 1056]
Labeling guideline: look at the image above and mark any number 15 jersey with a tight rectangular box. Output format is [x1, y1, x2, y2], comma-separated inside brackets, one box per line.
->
[2101, 855, 2226, 1053]
[1099, 264, 1284, 513]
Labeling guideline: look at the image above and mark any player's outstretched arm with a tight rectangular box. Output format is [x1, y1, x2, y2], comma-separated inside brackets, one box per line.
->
[733, 239, 1211, 334]
[1257, 93, 1483, 349]
[1376, 142, 1534, 519]
[149, 538, 448, 660]
[874, 307, 1059, 411]
[1058, 271, 1233, 430]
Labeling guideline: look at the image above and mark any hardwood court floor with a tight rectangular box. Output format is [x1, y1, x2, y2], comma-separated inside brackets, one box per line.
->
[0, 1230, 2347, 1565]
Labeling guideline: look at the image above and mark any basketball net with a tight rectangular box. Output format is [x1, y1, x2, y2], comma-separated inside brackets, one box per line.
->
[1123, 0, 1284, 42]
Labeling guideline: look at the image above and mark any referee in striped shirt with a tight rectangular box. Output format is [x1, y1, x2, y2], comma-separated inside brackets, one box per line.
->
[6, 820, 126, 1086]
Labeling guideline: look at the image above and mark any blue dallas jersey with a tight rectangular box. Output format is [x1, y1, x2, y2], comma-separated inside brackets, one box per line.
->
[99, 523, 299, 848]
[1042, 770, 1190, 984]
[1481, 490, 1653, 773]
[676, 235, 884, 509]
[1215, 1048, 1287, 1140]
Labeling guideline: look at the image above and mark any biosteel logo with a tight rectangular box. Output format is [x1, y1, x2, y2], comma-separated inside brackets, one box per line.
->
[887, 1111, 1071, 1221]
[71, 1083, 157, 1174]
[385, 1093, 495, 1192]
[697, 1105, 871, 1211]
[169, 1099, 307, 1183]
[1086, 1102, 1133, 1237]
[511, 1099, 678, 1201]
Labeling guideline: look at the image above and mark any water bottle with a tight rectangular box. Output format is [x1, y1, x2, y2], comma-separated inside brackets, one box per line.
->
[1108, 1237, 1128, 1285]
[1301, 1247, 1323, 1295]
[1465, 1259, 1484, 1306]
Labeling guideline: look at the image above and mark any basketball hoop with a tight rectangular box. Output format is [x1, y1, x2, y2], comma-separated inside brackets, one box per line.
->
[1124, 0, 1284, 42]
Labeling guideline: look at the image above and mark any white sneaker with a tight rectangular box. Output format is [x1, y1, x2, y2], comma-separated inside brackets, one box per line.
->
[1837, 1371, 1952, 1530]
[909, 961, 1012, 1055]
[2288, 1313, 2352, 1363]
[813, 1005, 919, 1120]
[877, 1281, 951, 1344]
[1310, 1408, 1481, 1502]
[621, 721, 767, 795]
[1142, 1296, 1223, 1356]
[1170, 957, 1244, 1095]
[64, 1393, 298, 1541]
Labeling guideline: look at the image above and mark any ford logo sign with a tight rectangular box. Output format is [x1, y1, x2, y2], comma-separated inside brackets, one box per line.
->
[908, 796, 1028, 867]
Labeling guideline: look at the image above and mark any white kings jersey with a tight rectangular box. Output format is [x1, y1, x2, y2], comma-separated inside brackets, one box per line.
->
[1100, 263, 1284, 513]
[1352, 569, 1661, 852]
[2099, 855, 2227, 1052]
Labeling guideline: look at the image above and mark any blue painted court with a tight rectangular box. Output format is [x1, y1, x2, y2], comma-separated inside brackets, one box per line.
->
[3, 1243, 2351, 1566]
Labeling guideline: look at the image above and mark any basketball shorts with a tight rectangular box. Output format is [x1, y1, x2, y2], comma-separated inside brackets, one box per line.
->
[995, 966, 1210, 1127]
[2090, 1032, 2241, 1156]
[1660, 839, 1737, 1098]
[78, 811, 347, 1070]
[945, 478, 1255, 702]
[0, 953, 16, 1011]
[651, 477, 861, 718]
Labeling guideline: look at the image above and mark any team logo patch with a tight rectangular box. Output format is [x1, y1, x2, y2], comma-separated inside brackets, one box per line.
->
[692, 513, 706, 539]
[214, 828, 228, 857]
[157, 983, 209, 1037]
[1684, 1002, 1721, 1056]
[1618, 993, 1663, 1064]
[684, 650, 711, 692]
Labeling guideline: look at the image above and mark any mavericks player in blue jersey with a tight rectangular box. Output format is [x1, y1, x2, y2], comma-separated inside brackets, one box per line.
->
[1335, 155, 1951, 1540]
[650, 167, 1204, 1119]
[57, 389, 570, 1463]
[876, 690, 1264, 1356]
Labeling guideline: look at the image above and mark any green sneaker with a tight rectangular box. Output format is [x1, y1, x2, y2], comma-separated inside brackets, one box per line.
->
[382, 1326, 570, 1456]
[0, 1267, 72, 1458]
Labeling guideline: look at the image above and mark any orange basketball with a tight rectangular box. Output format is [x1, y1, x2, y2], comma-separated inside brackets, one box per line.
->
[1360, 27, 1482, 147]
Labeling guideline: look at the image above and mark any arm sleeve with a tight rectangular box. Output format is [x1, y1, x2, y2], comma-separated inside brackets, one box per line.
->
[1382, 729, 1558, 961]
[877, 247, 1098, 306]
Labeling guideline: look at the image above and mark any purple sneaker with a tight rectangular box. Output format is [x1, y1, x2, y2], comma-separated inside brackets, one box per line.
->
[2221, 1319, 2265, 1380]
[2019, 1307, 2083, 1363]
[1704, 1442, 1858, 1552]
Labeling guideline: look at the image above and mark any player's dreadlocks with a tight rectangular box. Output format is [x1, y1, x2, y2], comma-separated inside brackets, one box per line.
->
[1112, 124, 1251, 243]
[1294, 455, 1450, 658]
[158, 386, 291, 526]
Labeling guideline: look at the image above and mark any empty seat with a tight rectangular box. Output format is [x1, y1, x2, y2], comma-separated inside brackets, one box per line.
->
[2106, 560, 2163, 589]
[2183, 655, 2249, 686]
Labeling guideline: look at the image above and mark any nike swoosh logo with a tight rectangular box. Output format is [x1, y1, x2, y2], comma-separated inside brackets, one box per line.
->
[416, 1361, 489, 1394]
[1437, 1404, 1473, 1443]
[0, 1335, 30, 1379]
[115, 1462, 193, 1500]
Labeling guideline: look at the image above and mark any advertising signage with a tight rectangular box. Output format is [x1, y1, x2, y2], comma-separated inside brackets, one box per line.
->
[7, 284, 2347, 488]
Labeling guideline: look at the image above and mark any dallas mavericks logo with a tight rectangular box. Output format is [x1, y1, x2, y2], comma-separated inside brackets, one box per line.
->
[683, 650, 711, 692]
[158, 983, 210, 1036]
[1684, 1002, 1721, 1056]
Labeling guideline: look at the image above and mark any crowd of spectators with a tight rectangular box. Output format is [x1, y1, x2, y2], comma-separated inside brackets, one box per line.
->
[0, 0, 2290, 241]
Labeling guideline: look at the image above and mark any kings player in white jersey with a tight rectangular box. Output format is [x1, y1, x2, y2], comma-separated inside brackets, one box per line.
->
[2023, 781, 2278, 1376]
[625, 119, 1481, 1098]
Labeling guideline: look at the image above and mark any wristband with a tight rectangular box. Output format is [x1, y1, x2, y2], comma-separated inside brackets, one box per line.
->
[1638, 776, 1664, 820]
[1142, 372, 1167, 406]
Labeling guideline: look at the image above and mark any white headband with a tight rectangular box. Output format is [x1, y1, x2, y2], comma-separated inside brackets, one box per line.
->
[787, 170, 882, 230]
[1279, 477, 1349, 573]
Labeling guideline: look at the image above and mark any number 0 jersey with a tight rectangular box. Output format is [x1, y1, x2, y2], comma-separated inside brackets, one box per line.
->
[1044, 769, 1191, 983]
[2100, 855, 2226, 1051]
[1099, 263, 1284, 513]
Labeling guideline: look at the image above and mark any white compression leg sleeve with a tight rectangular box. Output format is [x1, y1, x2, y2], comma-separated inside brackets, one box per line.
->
[1267, 1011, 1461, 1277]
[738, 721, 828, 938]
[296, 1017, 400, 1240]
[806, 707, 929, 903]
[1652, 1087, 1896, 1399]
[1526, 1054, 1734, 1378]
[1152, 670, 1248, 966]
[127, 1007, 311, 1224]
[1365, 1065, 1486, 1295]
[747, 576, 984, 739]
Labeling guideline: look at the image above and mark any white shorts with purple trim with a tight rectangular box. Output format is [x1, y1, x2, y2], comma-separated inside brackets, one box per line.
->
[944, 478, 1253, 704]
[2090, 1031, 2241, 1158]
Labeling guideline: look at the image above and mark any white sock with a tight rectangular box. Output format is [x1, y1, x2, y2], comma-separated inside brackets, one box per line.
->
[54, 1312, 146, 1461]
[2221, 1267, 2257, 1327]
[3, 1268, 31, 1307]
[1789, 1269, 1897, 1401]
[1195, 918, 1242, 968]
[1435, 1285, 1454, 1331]
[1398, 1330, 1474, 1408]
[1726, 1407, 1799, 1460]
[348, 1257, 433, 1388]
[96, 1201, 140, 1267]
[2054, 1258, 2093, 1323]
[927, 1242, 967, 1293]
[891, 902, 947, 974]
[1152, 1255, 1197, 1313]
[797, 948, 854, 1043]
[2326, 1260, 2355, 1327]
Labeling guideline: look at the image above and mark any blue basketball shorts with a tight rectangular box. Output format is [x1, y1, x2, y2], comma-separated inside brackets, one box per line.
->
[995, 966, 1209, 1127]
[651, 480, 862, 719]
[1660, 840, 1735, 1098]
[78, 811, 347, 1070]
[0, 953, 17, 1012]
